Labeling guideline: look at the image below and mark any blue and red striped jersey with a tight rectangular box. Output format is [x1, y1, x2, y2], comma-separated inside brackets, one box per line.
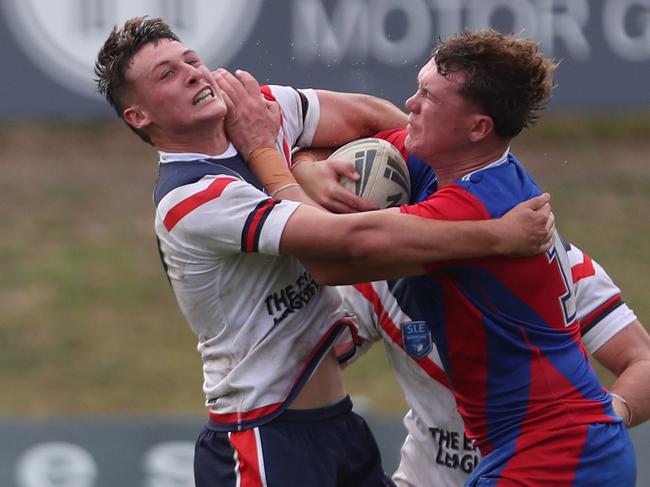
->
[400, 152, 619, 454]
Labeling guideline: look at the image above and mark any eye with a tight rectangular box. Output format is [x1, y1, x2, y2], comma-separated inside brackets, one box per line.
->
[187, 58, 201, 67]
[420, 88, 437, 102]
[161, 70, 173, 80]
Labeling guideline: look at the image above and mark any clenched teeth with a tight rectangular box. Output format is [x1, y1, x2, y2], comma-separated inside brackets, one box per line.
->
[194, 88, 213, 105]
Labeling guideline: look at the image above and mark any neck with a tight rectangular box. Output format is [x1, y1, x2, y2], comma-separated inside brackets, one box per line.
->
[154, 125, 230, 156]
[434, 143, 508, 187]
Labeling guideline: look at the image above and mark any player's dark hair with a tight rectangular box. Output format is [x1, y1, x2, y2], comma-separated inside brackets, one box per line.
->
[94, 16, 180, 145]
[433, 29, 558, 139]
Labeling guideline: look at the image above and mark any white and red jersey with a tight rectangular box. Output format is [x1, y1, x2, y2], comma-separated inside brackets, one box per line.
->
[338, 245, 636, 487]
[570, 245, 637, 352]
[155, 85, 356, 431]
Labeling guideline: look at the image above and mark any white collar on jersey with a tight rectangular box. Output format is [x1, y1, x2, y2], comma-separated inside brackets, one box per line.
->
[158, 143, 238, 164]
[460, 146, 511, 182]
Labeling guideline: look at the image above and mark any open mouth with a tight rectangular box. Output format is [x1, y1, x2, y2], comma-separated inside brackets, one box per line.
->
[193, 87, 214, 105]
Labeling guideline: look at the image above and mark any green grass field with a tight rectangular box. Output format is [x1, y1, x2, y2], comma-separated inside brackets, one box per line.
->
[1, 114, 648, 416]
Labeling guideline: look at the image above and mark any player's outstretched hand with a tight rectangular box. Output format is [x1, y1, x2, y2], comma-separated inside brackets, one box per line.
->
[212, 68, 280, 159]
[498, 193, 555, 256]
[292, 151, 378, 213]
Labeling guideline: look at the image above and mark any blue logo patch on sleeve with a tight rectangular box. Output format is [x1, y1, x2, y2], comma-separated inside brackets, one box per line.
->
[401, 321, 432, 358]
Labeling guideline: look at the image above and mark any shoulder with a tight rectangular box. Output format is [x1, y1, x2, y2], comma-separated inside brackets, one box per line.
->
[400, 183, 490, 221]
[154, 156, 259, 207]
[454, 154, 541, 218]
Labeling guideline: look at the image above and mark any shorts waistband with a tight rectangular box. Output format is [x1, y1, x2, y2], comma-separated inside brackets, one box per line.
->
[272, 395, 353, 424]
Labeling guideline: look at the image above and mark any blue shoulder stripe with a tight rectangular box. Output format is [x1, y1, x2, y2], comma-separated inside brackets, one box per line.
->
[154, 155, 263, 206]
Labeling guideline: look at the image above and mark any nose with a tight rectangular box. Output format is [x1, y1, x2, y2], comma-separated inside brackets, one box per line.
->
[183, 63, 202, 85]
[405, 93, 417, 113]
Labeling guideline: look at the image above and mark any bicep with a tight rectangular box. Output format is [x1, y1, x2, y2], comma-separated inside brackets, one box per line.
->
[592, 320, 650, 376]
[310, 90, 407, 148]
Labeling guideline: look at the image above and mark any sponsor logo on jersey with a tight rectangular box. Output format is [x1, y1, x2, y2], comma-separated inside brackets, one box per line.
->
[1, 0, 263, 98]
[429, 426, 480, 474]
[401, 321, 432, 358]
[265, 271, 319, 325]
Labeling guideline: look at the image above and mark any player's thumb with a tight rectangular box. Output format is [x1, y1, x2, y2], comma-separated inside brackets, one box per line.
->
[523, 192, 551, 210]
[331, 160, 359, 181]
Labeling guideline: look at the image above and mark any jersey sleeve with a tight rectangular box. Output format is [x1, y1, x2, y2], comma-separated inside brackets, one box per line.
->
[568, 244, 637, 353]
[400, 184, 490, 221]
[156, 174, 301, 256]
[266, 85, 320, 149]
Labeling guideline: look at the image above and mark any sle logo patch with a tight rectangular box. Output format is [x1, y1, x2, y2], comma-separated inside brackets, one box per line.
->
[401, 321, 432, 359]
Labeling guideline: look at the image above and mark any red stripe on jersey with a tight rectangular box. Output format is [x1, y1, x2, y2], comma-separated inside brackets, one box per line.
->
[513, 336, 613, 428]
[571, 254, 595, 283]
[230, 429, 265, 487]
[352, 283, 451, 390]
[438, 277, 492, 452]
[580, 294, 622, 333]
[210, 401, 282, 424]
[401, 183, 491, 221]
[496, 424, 589, 485]
[242, 199, 277, 252]
[163, 177, 237, 231]
[259, 85, 273, 101]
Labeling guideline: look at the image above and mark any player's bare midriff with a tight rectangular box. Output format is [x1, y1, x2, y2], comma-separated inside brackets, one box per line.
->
[288, 348, 346, 409]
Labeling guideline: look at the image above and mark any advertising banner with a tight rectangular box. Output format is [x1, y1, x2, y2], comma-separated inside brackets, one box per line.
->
[1, 0, 649, 118]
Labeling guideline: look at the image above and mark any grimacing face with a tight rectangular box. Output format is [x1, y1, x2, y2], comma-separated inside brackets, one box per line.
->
[123, 38, 228, 139]
[404, 60, 479, 165]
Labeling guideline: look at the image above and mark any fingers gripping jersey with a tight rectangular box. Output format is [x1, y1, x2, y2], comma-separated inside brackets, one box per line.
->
[155, 86, 355, 431]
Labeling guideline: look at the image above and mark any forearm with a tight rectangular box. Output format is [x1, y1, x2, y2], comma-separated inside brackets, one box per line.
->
[610, 359, 650, 427]
[339, 212, 504, 264]
[593, 320, 650, 427]
[301, 257, 424, 284]
[281, 206, 509, 285]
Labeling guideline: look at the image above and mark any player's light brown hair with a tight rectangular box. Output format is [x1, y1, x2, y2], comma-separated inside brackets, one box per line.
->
[433, 29, 558, 139]
[94, 16, 180, 145]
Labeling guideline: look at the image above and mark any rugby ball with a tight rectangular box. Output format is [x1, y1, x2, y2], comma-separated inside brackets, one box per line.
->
[330, 138, 411, 209]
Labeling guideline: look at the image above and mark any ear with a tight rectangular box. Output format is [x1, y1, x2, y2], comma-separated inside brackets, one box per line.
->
[123, 105, 152, 131]
[468, 114, 494, 142]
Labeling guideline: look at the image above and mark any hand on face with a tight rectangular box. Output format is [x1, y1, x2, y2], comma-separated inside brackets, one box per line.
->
[212, 68, 281, 159]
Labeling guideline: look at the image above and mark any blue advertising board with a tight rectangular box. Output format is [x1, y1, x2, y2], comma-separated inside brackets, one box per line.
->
[0, 0, 649, 119]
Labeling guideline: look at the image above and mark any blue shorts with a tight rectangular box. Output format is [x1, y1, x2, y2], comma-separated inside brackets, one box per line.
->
[466, 422, 636, 486]
[194, 396, 395, 487]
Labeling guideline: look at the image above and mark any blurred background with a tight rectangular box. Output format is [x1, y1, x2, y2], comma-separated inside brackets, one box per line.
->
[1, 0, 648, 485]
